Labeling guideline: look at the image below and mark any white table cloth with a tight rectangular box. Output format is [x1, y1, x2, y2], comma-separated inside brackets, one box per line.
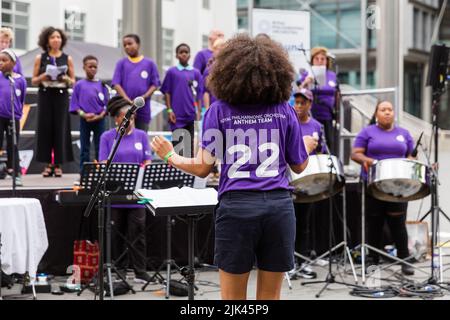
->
[0, 198, 48, 280]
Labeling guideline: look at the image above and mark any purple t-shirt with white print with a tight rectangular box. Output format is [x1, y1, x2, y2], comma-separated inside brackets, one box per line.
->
[111, 57, 160, 123]
[160, 65, 203, 131]
[193, 49, 213, 75]
[99, 128, 152, 164]
[70, 79, 109, 115]
[300, 117, 326, 155]
[0, 72, 26, 120]
[353, 124, 414, 179]
[99, 128, 152, 208]
[299, 70, 338, 121]
[201, 100, 309, 198]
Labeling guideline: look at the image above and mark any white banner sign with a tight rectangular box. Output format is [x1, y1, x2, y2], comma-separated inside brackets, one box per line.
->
[252, 9, 311, 76]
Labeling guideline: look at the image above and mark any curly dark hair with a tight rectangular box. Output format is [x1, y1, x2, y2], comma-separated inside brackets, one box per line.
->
[38, 27, 67, 51]
[207, 34, 294, 106]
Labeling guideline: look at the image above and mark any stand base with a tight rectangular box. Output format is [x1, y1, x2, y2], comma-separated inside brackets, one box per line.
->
[302, 273, 359, 298]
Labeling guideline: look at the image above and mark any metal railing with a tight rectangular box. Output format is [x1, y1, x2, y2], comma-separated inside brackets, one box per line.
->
[338, 87, 399, 164]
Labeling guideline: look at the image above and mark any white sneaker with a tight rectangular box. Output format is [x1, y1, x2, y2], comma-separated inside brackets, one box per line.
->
[300, 263, 314, 273]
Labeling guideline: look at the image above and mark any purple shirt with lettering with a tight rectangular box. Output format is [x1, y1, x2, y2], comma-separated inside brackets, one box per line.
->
[160, 65, 203, 131]
[353, 124, 414, 179]
[0, 72, 26, 120]
[70, 79, 109, 115]
[112, 57, 161, 123]
[201, 101, 309, 198]
[193, 49, 213, 75]
[299, 70, 338, 121]
[300, 117, 326, 155]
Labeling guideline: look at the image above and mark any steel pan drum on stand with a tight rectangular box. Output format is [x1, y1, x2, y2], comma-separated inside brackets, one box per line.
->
[289, 155, 345, 203]
[368, 158, 430, 203]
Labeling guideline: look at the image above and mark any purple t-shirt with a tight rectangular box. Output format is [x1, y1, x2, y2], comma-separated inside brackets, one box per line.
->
[201, 100, 309, 198]
[99, 128, 152, 164]
[112, 57, 161, 123]
[14, 57, 23, 75]
[0, 72, 26, 120]
[70, 79, 109, 115]
[193, 49, 213, 75]
[299, 70, 338, 121]
[354, 124, 414, 179]
[160, 65, 203, 131]
[300, 117, 326, 155]
[99, 128, 151, 209]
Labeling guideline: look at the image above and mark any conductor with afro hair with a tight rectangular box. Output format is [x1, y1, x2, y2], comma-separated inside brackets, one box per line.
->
[151, 34, 316, 300]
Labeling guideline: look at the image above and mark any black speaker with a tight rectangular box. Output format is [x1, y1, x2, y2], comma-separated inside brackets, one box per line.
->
[426, 44, 450, 90]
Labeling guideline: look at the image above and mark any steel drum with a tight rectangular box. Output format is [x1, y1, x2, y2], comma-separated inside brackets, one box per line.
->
[289, 155, 345, 203]
[368, 158, 430, 203]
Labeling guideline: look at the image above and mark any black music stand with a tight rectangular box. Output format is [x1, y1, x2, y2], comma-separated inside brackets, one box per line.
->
[140, 163, 196, 299]
[77, 162, 139, 299]
[136, 185, 216, 301]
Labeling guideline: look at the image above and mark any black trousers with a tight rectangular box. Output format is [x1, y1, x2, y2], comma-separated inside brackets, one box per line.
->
[294, 202, 315, 264]
[366, 192, 410, 262]
[172, 122, 195, 157]
[35, 88, 74, 164]
[0, 117, 20, 172]
[111, 208, 147, 273]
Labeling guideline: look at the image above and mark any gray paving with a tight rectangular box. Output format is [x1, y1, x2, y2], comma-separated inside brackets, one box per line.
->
[2, 258, 450, 300]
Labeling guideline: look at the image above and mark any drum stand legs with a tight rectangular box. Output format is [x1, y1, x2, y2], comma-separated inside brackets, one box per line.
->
[302, 164, 359, 298]
[359, 183, 428, 286]
[295, 186, 358, 285]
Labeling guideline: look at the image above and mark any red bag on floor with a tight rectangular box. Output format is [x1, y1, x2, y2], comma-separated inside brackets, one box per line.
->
[73, 240, 99, 285]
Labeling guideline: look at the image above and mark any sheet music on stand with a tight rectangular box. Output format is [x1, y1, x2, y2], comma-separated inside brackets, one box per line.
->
[81, 162, 141, 195]
[136, 163, 217, 217]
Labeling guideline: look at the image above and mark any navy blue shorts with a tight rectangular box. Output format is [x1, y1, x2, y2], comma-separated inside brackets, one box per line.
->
[214, 190, 296, 274]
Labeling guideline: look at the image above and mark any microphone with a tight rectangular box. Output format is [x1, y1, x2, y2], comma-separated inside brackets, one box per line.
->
[411, 132, 424, 158]
[123, 96, 145, 125]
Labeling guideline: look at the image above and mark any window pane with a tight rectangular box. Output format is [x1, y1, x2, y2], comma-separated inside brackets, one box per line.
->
[15, 14, 28, 26]
[15, 2, 29, 13]
[2, 13, 12, 23]
[2, 0, 12, 10]
[14, 27, 27, 49]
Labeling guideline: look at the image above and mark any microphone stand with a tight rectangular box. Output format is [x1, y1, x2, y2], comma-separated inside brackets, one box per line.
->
[418, 88, 450, 289]
[83, 111, 135, 300]
[302, 133, 358, 298]
[8, 75, 17, 197]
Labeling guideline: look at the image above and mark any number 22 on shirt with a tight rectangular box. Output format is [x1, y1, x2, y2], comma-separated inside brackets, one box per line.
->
[227, 143, 280, 179]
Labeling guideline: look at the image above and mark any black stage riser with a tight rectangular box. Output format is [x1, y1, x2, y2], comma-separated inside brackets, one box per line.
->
[0, 183, 382, 276]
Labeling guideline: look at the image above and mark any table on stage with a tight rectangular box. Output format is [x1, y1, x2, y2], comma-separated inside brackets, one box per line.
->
[0, 198, 49, 286]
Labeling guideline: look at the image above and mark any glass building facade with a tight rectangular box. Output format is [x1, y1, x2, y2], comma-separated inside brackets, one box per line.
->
[238, 0, 448, 126]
